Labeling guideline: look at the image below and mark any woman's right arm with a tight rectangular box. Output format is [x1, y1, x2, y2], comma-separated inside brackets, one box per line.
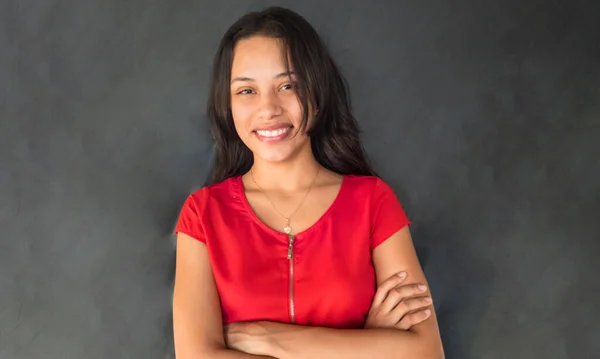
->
[172, 233, 275, 358]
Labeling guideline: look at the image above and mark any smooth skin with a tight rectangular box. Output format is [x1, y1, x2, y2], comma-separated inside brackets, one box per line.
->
[172, 35, 444, 358]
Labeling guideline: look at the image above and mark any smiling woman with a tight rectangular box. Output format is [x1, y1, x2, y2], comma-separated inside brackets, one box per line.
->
[229, 37, 308, 164]
[172, 6, 444, 359]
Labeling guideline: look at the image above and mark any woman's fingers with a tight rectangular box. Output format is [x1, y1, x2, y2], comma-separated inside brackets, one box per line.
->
[380, 283, 428, 313]
[395, 307, 432, 330]
[390, 295, 432, 317]
[371, 272, 408, 307]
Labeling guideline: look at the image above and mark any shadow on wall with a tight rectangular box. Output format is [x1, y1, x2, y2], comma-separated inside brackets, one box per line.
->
[390, 180, 496, 359]
[162, 148, 216, 358]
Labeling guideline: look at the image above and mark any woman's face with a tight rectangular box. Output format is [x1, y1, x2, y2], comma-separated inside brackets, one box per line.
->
[229, 35, 313, 164]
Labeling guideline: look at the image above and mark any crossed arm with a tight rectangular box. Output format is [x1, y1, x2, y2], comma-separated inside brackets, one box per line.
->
[172, 226, 444, 359]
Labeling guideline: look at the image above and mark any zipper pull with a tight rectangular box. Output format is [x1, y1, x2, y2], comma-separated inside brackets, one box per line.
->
[287, 235, 295, 259]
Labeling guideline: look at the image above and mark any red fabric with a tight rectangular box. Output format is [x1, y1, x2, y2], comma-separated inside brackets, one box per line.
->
[174, 175, 410, 329]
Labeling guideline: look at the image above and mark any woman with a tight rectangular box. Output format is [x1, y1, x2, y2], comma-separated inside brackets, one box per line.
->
[172, 6, 444, 359]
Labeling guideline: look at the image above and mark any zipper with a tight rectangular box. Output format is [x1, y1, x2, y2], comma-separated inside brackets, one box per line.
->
[287, 234, 295, 323]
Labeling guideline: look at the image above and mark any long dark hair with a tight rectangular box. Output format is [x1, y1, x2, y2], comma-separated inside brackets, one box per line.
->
[206, 6, 376, 185]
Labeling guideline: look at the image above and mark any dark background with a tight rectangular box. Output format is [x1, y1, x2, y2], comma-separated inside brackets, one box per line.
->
[1, 0, 599, 358]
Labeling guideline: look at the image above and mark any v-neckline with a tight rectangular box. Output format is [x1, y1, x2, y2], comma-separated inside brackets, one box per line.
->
[233, 174, 347, 239]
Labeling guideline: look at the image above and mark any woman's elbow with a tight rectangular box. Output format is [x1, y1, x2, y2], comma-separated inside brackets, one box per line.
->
[415, 335, 445, 359]
[423, 345, 445, 359]
[403, 326, 445, 359]
[174, 344, 228, 359]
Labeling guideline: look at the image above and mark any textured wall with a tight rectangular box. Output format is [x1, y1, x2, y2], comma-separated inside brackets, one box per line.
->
[1, 0, 599, 358]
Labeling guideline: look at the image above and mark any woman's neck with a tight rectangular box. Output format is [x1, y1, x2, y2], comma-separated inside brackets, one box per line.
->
[248, 153, 322, 193]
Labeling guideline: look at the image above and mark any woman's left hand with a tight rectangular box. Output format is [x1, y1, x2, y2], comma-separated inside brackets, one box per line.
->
[224, 321, 273, 356]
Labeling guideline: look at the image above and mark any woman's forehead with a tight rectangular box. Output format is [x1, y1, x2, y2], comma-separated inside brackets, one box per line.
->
[231, 36, 293, 79]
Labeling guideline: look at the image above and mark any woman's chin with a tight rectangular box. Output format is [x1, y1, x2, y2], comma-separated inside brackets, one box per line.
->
[255, 150, 294, 164]
[249, 138, 311, 165]
[253, 144, 303, 164]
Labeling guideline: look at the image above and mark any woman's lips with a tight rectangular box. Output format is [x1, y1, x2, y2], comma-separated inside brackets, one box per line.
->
[254, 125, 292, 143]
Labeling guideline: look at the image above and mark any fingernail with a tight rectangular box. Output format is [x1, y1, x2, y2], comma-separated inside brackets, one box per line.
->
[418, 284, 427, 291]
[397, 272, 407, 277]
[424, 309, 431, 315]
[424, 297, 432, 303]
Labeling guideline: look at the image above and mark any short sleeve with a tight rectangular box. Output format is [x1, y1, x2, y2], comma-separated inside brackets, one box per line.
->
[370, 178, 411, 250]
[174, 193, 206, 243]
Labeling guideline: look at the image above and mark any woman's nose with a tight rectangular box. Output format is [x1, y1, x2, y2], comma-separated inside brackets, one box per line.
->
[257, 91, 283, 118]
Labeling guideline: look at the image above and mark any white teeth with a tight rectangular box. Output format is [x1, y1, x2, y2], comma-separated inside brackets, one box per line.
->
[256, 127, 290, 137]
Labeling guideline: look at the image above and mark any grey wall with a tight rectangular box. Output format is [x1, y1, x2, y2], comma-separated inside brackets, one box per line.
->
[1, 0, 599, 358]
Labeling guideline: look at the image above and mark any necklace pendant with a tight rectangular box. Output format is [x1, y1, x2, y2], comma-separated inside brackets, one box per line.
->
[283, 218, 292, 234]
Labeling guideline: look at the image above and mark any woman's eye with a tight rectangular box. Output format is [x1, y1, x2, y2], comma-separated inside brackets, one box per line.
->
[237, 89, 254, 95]
[280, 83, 295, 91]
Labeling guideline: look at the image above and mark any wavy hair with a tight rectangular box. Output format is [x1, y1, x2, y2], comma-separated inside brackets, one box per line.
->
[206, 6, 376, 184]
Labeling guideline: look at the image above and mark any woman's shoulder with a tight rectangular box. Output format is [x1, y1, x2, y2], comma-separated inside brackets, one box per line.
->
[342, 174, 392, 195]
[184, 176, 241, 208]
[340, 175, 403, 212]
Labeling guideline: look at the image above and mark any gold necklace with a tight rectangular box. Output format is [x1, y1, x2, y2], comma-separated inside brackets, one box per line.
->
[250, 167, 320, 234]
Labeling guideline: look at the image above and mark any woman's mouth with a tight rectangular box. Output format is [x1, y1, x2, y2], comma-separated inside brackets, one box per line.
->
[254, 126, 293, 143]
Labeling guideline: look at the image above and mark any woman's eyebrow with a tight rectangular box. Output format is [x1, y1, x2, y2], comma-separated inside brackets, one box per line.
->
[231, 71, 295, 84]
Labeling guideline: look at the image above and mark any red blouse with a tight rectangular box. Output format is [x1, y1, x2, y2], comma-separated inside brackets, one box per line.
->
[174, 174, 410, 329]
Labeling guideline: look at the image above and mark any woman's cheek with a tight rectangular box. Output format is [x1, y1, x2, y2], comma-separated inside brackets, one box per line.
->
[231, 105, 255, 144]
